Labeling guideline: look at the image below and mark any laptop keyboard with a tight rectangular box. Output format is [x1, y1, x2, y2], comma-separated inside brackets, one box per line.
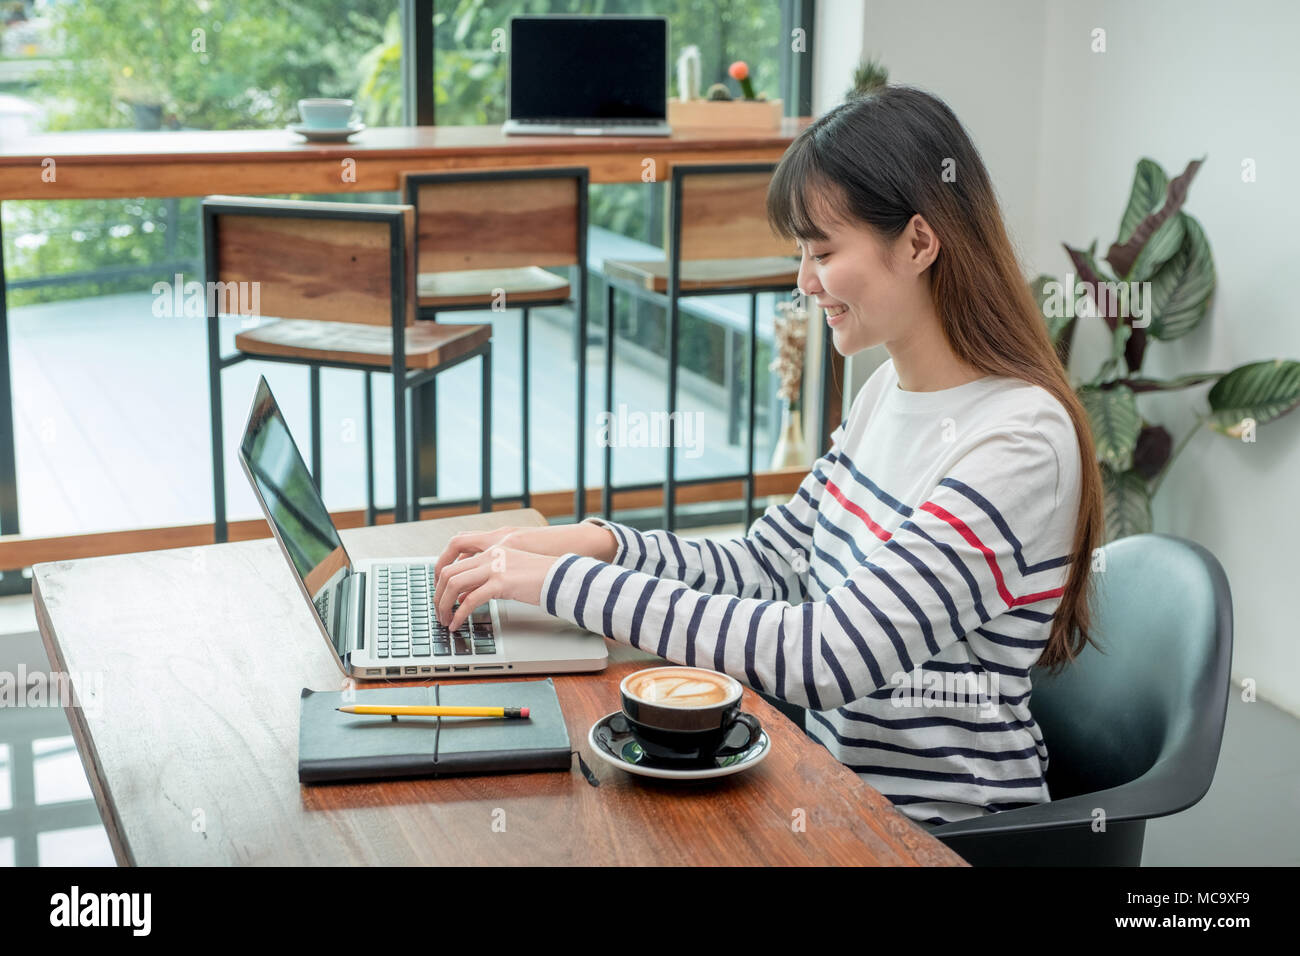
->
[373, 564, 496, 660]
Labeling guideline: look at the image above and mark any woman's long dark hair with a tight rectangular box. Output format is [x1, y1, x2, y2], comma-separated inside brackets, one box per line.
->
[766, 85, 1103, 672]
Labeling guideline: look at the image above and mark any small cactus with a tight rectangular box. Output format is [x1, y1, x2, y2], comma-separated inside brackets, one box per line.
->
[728, 61, 757, 99]
[706, 82, 732, 101]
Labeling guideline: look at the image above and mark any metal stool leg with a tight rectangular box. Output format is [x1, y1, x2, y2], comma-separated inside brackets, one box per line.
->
[726, 327, 741, 446]
[745, 293, 758, 529]
[309, 364, 322, 491]
[575, 287, 587, 521]
[481, 342, 492, 513]
[410, 377, 422, 521]
[664, 292, 680, 532]
[428, 371, 438, 500]
[207, 313, 226, 543]
[393, 367, 408, 524]
[602, 276, 615, 520]
[423, 311, 439, 502]
[364, 372, 375, 526]
[521, 306, 530, 508]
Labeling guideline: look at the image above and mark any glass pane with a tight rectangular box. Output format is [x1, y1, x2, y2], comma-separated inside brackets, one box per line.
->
[37, 824, 115, 867]
[9, 2, 403, 133]
[0, 836, 13, 868]
[32, 735, 92, 806]
[0, 743, 10, 812]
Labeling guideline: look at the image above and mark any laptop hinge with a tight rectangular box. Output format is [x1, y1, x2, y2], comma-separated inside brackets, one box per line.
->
[341, 571, 366, 654]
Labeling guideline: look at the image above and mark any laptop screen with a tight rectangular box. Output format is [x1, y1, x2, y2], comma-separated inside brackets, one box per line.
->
[509, 15, 667, 121]
[238, 377, 352, 652]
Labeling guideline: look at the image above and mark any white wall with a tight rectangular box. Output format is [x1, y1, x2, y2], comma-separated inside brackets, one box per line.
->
[815, 0, 1300, 715]
[816, 0, 1050, 398]
[1033, 0, 1300, 717]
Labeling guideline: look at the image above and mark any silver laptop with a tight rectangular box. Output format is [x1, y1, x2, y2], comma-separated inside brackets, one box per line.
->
[237, 376, 608, 680]
[502, 15, 671, 137]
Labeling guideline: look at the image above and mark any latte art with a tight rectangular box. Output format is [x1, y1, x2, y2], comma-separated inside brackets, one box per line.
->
[628, 669, 734, 707]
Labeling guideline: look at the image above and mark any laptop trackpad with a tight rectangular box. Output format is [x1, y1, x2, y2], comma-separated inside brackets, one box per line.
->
[498, 599, 589, 634]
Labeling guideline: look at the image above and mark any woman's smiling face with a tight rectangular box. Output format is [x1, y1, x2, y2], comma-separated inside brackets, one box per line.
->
[785, 188, 941, 361]
[795, 213, 910, 358]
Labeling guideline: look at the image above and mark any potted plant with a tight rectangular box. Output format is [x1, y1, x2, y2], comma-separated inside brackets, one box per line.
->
[1035, 156, 1300, 542]
[668, 55, 782, 128]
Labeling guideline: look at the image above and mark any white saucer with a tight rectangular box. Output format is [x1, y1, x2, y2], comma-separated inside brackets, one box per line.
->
[587, 711, 770, 781]
[288, 122, 366, 142]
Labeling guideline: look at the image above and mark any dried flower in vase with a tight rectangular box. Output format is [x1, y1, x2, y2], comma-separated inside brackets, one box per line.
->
[770, 300, 809, 411]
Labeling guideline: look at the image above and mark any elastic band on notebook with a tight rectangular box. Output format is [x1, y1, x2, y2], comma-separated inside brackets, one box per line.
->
[572, 750, 600, 787]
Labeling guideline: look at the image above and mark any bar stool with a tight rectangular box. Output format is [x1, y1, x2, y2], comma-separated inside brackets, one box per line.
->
[598, 162, 800, 531]
[401, 167, 589, 518]
[204, 196, 493, 543]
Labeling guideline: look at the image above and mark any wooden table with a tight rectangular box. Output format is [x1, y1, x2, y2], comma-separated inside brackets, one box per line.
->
[0, 121, 812, 198]
[33, 507, 966, 866]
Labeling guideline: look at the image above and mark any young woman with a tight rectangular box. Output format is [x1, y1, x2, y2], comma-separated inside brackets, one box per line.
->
[431, 85, 1104, 827]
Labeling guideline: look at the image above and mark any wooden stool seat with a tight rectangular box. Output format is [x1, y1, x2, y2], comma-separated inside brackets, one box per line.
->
[601, 256, 799, 294]
[416, 266, 570, 308]
[235, 318, 492, 370]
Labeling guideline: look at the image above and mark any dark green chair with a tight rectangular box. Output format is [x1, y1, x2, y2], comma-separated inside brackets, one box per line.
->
[928, 532, 1233, 866]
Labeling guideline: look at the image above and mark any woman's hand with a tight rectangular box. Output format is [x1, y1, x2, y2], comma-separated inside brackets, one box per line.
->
[433, 546, 560, 632]
[431, 525, 517, 583]
[432, 522, 617, 583]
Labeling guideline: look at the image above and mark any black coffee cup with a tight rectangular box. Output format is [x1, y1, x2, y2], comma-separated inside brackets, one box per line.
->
[619, 666, 762, 765]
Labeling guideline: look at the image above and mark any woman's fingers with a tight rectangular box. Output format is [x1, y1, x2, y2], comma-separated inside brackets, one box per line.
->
[435, 554, 485, 625]
[446, 583, 496, 633]
[433, 527, 504, 581]
[432, 535, 480, 581]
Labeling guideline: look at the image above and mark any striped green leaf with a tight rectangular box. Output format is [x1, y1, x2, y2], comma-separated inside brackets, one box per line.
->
[1116, 159, 1168, 245]
[1081, 384, 1141, 471]
[1206, 359, 1300, 436]
[1108, 158, 1203, 281]
[1128, 212, 1185, 283]
[1148, 213, 1215, 340]
[1102, 465, 1153, 543]
[1105, 371, 1222, 393]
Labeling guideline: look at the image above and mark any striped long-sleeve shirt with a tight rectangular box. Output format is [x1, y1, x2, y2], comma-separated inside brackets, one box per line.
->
[541, 357, 1083, 826]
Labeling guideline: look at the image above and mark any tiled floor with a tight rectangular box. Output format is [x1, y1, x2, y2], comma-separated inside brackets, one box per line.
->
[3, 583, 1296, 866]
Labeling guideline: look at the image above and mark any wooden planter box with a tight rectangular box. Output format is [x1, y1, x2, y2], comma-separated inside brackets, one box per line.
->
[668, 98, 784, 129]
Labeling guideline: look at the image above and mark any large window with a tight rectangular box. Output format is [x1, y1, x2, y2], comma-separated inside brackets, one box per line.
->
[0, 0, 807, 546]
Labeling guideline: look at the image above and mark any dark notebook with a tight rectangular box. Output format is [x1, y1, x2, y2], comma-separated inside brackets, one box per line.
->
[298, 679, 573, 784]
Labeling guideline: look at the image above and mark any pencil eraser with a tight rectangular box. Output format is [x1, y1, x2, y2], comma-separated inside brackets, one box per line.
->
[522, 707, 530, 718]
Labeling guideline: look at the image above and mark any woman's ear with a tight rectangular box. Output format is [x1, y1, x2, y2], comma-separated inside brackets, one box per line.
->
[905, 214, 941, 272]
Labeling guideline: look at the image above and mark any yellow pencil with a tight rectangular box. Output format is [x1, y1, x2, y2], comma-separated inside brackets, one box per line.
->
[336, 704, 530, 719]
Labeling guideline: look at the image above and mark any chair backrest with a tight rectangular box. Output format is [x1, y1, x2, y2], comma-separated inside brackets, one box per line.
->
[201, 196, 415, 328]
[1028, 533, 1233, 801]
[668, 162, 797, 261]
[400, 167, 587, 274]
